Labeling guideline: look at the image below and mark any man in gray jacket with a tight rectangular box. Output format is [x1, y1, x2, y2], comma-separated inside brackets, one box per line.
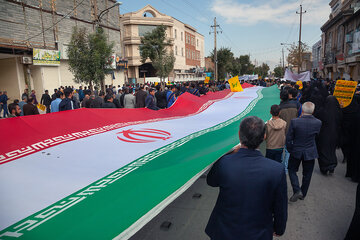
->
[124, 88, 136, 108]
[286, 102, 322, 202]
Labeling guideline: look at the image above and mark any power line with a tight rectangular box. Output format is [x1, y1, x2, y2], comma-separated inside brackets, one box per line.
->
[296, 4, 307, 72]
[180, 0, 209, 20]
[218, 26, 241, 53]
[159, 0, 209, 29]
[285, 18, 298, 43]
[24, 0, 87, 43]
[210, 17, 221, 81]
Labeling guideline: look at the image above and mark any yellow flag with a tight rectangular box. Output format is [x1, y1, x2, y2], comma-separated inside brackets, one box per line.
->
[155, 82, 159, 86]
[37, 103, 46, 112]
[296, 81, 303, 90]
[228, 76, 243, 92]
[205, 77, 210, 84]
[333, 80, 358, 108]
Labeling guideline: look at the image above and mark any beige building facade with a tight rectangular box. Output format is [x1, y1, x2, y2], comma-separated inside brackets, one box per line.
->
[121, 5, 205, 83]
[320, 0, 360, 80]
[0, 0, 125, 101]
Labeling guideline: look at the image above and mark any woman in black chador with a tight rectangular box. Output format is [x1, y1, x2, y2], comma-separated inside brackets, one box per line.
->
[345, 183, 360, 240]
[341, 95, 360, 182]
[316, 95, 342, 175]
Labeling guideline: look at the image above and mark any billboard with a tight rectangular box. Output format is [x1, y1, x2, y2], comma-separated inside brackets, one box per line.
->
[33, 48, 60, 66]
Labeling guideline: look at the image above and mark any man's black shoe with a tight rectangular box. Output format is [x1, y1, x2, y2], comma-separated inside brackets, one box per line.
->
[289, 192, 303, 202]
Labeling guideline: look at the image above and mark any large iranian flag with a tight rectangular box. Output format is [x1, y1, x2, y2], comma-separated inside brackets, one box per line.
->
[0, 85, 279, 240]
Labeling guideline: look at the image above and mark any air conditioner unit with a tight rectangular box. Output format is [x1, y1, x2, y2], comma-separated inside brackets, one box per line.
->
[22, 56, 33, 64]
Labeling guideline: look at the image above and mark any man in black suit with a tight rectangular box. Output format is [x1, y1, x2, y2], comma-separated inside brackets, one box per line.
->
[135, 85, 147, 108]
[145, 88, 160, 111]
[206, 116, 287, 240]
[286, 102, 322, 202]
[40, 90, 52, 113]
[59, 88, 75, 111]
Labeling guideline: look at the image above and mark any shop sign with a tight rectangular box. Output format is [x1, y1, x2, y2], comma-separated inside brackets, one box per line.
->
[107, 55, 116, 70]
[33, 48, 60, 66]
[116, 56, 128, 70]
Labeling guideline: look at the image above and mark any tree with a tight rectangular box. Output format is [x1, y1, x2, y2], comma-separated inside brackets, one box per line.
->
[209, 51, 256, 79]
[210, 47, 235, 80]
[67, 27, 114, 91]
[139, 25, 175, 86]
[254, 63, 270, 78]
[67, 27, 90, 85]
[88, 27, 114, 91]
[274, 66, 285, 78]
[235, 55, 255, 75]
[286, 42, 310, 71]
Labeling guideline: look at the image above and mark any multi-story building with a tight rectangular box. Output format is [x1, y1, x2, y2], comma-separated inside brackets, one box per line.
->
[301, 52, 313, 72]
[312, 40, 323, 77]
[0, 0, 125, 100]
[121, 5, 205, 83]
[205, 57, 215, 72]
[320, 0, 360, 80]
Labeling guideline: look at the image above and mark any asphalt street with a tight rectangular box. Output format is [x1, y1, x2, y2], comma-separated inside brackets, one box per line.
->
[131, 148, 358, 240]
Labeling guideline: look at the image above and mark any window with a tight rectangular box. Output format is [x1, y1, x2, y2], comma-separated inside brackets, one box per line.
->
[182, 48, 184, 56]
[138, 25, 157, 36]
[337, 26, 343, 52]
[197, 39, 199, 47]
[181, 32, 183, 41]
[175, 29, 177, 39]
[175, 46, 178, 55]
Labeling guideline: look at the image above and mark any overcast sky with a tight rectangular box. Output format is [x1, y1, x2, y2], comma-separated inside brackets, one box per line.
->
[120, 0, 331, 70]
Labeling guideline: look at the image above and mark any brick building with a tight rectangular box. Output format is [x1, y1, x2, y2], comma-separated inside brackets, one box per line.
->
[205, 57, 214, 72]
[0, 0, 124, 101]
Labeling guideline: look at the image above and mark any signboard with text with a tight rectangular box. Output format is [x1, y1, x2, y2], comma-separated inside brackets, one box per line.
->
[33, 48, 60, 66]
[116, 56, 128, 70]
[333, 80, 358, 108]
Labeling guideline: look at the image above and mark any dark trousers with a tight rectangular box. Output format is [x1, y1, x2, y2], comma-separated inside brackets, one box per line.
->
[288, 155, 315, 197]
[1, 103, 9, 117]
[265, 149, 283, 163]
[45, 104, 51, 114]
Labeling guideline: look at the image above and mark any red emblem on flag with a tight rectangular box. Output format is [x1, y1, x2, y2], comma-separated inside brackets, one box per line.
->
[116, 129, 172, 143]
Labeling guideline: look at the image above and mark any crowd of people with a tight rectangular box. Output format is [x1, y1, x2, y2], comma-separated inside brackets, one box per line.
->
[1, 76, 360, 238]
[206, 77, 360, 240]
[0, 80, 236, 118]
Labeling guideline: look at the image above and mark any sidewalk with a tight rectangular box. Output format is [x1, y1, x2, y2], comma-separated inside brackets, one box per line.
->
[131, 149, 358, 240]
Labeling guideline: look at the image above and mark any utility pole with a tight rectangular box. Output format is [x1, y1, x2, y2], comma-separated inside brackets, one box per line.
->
[296, 5, 306, 73]
[210, 17, 221, 81]
[282, 48, 285, 70]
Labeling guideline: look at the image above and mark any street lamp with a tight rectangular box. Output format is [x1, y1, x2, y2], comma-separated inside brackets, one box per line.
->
[96, 2, 122, 25]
